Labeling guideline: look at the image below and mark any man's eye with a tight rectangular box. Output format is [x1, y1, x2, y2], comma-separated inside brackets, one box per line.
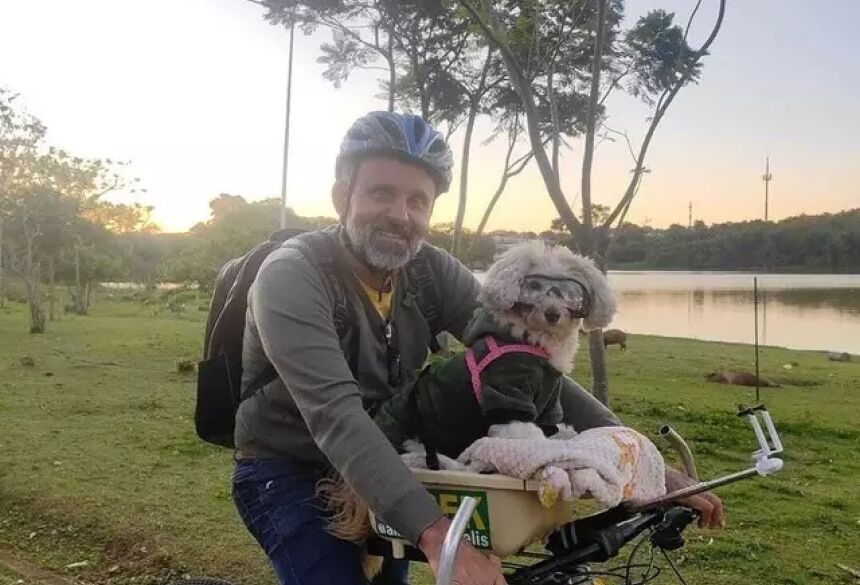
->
[371, 188, 392, 200]
[409, 195, 430, 209]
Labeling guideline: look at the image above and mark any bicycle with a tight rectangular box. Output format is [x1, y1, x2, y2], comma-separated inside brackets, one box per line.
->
[172, 404, 784, 585]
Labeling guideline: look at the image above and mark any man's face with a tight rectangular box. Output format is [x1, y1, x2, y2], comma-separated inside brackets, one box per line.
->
[335, 156, 436, 272]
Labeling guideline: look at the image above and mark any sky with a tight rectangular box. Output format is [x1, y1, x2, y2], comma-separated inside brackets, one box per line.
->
[1, 0, 858, 233]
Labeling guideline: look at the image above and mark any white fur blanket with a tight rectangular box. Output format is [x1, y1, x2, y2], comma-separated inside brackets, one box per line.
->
[453, 427, 667, 508]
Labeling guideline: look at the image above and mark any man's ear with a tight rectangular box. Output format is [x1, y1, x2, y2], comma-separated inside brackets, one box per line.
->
[332, 180, 349, 220]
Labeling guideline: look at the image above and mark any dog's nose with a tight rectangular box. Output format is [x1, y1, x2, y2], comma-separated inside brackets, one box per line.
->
[545, 310, 561, 324]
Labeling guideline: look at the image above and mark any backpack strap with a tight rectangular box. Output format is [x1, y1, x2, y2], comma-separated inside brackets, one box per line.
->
[404, 248, 443, 352]
[236, 230, 353, 400]
[465, 336, 550, 403]
[284, 230, 352, 338]
[208, 240, 282, 362]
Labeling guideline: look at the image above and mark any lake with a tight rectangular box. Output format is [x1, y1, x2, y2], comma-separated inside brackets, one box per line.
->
[478, 271, 860, 355]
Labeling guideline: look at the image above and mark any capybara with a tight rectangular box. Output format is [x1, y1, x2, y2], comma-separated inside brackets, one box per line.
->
[603, 328, 627, 350]
[706, 370, 779, 388]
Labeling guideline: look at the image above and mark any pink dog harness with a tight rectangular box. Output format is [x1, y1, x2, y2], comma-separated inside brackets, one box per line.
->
[465, 336, 550, 402]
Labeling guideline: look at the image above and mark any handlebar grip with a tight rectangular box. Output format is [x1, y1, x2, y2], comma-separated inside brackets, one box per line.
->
[437, 496, 479, 585]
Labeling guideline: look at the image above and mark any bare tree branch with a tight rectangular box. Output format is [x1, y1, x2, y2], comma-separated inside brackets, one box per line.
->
[452, 46, 493, 255]
[602, 0, 727, 231]
[548, 64, 561, 181]
[474, 130, 552, 238]
[318, 14, 387, 56]
[598, 64, 633, 107]
[601, 125, 638, 166]
[684, 0, 705, 41]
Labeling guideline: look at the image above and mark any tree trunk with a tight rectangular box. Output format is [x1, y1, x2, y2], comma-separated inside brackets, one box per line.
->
[85, 281, 93, 312]
[74, 240, 87, 314]
[452, 48, 493, 257]
[0, 216, 5, 309]
[26, 279, 45, 333]
[48, 255, 57, 321]
[386, 31, 395, 112]
[579, 0, 610, 403]
[579, 0, 608, 257]
[23, 221, 45, 334]
[548, 65, 561, 183]
[451, 103, 479, 257]
[588, 329, 609, 404]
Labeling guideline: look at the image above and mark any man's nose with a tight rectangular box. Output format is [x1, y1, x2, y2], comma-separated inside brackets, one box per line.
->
[385, 194, 409, 223]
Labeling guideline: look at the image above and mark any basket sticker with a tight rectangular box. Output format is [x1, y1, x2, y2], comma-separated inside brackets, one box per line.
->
[373, 488, 492, 550]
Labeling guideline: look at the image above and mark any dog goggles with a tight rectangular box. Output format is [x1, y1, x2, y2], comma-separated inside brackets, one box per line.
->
[518, 274, 592, 317]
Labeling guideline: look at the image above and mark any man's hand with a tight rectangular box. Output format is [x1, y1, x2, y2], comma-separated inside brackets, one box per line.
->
[418, 517, 507, 585]
[665, 468, 725, 529]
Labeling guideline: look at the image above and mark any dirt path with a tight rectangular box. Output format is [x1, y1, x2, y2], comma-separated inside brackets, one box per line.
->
[0, 549, 81, 585]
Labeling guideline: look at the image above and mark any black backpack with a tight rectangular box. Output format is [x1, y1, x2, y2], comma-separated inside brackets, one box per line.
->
[194, 227, 442, 448]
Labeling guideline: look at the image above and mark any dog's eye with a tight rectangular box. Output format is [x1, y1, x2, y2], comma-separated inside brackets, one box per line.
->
[525, 279, 542, 291]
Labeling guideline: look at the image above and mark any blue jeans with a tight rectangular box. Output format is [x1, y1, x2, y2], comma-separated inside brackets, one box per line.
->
[232, 458, 410, 585]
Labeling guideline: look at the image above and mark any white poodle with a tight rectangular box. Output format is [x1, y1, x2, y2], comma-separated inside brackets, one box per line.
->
[377, 240, 618, 469]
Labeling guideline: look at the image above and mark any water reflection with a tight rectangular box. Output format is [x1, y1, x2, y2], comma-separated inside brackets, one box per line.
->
[607, 272, 860, 354]
[471, 271, 859, 352]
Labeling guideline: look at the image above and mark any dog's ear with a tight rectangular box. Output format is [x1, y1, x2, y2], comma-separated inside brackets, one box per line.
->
[565, 253, 617, 331]
[478, 241, 540, 311]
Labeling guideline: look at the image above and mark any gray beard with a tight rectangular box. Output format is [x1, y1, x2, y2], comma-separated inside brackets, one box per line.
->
[345, 216, 423, 272]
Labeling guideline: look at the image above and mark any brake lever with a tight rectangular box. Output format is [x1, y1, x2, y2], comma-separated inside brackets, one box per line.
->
[650, 507, 697, 551]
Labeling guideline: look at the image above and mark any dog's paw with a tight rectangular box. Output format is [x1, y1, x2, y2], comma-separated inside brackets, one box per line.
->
[437, 454, 468, 472]
[403, 439, 426, 455]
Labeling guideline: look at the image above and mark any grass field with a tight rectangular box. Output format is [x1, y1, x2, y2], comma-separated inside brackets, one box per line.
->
[0, 298, 858, 585]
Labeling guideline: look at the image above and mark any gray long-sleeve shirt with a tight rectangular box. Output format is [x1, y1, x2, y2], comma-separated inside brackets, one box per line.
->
[235, 226, 482, 543]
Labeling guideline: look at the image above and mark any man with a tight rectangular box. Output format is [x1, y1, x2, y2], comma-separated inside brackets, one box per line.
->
[231, 111, 723, 585]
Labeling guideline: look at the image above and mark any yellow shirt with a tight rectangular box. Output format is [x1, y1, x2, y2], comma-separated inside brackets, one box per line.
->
[359, 279, 394, 321]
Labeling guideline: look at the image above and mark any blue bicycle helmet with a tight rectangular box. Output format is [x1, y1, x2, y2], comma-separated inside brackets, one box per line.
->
[335, 111, 454, 194]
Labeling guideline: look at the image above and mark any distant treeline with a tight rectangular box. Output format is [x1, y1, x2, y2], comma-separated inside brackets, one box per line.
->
[113, 204, 859, 295]
[18, 201, 849, 305]
[606, 209, 860, 272]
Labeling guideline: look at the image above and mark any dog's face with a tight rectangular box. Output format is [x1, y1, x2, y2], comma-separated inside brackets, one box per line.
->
[512, 275, 584, 337]
[479, 240, 616, 336]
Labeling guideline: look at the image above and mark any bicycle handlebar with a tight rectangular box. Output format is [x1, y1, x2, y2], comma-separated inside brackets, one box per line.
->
[437, 496, 479, 585]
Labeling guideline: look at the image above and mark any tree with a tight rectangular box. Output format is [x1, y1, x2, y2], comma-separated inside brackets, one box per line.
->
[458, 0, 726, 404]
[165, 194, 337, 290]
[0, 87, 46, 312]
[3, 186, 83, 331]
[36, 150, 137, 314]
[1, 87, 145, 327]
